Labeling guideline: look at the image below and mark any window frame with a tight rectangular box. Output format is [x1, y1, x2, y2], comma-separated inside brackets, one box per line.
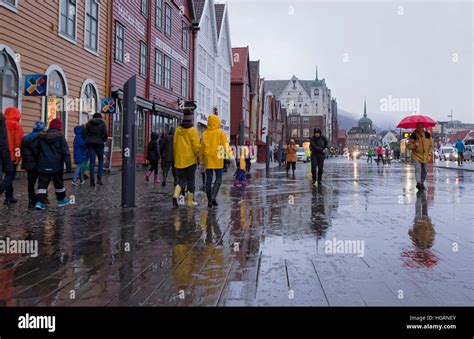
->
[114, 21, 125, 64]
[181, 67, 188, 98]
[164, 55, 171, 89]
[141, 0, 149, 17]
[58, 0, 78, 43]
[155, 49, 164, 86]
[84, 0, 100, 54]
[181, 21, 188, 51]
[0, 0, 18, 12]
[139, 41, 148, 78]
[155, 0, 163, 30]
[164, 3, 172, 37]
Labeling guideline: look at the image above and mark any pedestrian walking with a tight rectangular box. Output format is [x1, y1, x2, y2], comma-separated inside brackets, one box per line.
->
[35, 118, 72, 210]
[286, 139, 298, 176]
[3, 107, 24, 204]
[244, 141, 252, 173]
[145, 132, 160, 184]
[376, 145, 384, 165]
[454, 138, 465, 166]
[407, 122, 433, 191]
[83, 113, 108, 187]
[160, 127, 177, 187]
[367, 148, 373, 163]
[172, 108, 200, 207]
[0, 112, 15, 201]
[200, 114, 233, 208]
[234, 154, 248, 187]
[309, 128, 328, 186]
[72, 125, 87, 186]
[20, 121, 45, 207]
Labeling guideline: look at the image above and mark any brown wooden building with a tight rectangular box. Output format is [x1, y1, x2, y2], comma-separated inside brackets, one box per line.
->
[0, 0, 111, 146]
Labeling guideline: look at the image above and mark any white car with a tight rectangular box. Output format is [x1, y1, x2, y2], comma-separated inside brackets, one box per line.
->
[297, 147, 308, 162]
[439, 146, 457, 161]
[464, 145, 474, 161]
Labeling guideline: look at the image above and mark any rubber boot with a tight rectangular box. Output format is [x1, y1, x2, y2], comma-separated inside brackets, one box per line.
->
[145, 170, 152, 182]
[154, 174, 160, 184]
[187, 192, 198, 206]
[173, 185, 181, 208]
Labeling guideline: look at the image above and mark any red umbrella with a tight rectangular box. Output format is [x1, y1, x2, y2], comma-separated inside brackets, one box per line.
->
[396, 115, 437, 129]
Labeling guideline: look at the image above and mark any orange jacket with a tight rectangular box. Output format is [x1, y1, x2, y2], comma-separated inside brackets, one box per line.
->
[4, 107, 24, 162]
[286, 144, 298, 162]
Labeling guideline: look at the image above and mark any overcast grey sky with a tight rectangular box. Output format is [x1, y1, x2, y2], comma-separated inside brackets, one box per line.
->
[226, 0, 473, 125]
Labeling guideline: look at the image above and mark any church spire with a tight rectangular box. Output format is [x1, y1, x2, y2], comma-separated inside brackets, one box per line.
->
[315, 65, 318, 81]
[363, 98, 367, 117]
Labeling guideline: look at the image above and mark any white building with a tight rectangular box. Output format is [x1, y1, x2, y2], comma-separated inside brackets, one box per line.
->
[192, 0, 232, 137]
[381, 130, 399, 146]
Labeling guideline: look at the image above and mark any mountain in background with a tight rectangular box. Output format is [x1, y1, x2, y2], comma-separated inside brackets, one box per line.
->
[338, 108, 396, 132]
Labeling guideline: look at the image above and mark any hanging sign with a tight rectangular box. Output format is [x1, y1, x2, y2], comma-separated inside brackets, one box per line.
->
[24, 74, 47, 96]
[101, 98, 116, 113]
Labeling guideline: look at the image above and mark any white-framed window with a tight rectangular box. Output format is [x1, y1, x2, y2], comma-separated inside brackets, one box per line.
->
[181, 67, 188, 98]
[207, 53, 214, 79]
[155, 49, 163, 86]
[303, 117, 309, 124]
[59, 0, 77, 41]
[165, 3, 172, 37]
[198, 46, 206, 72]
[140, 42, 148, 77]
[141, 0, 148, 17]
[0, 0, 18, 12]
[291, 117, 298, 124]
[303, 128, 310, 137]
[112, 101, 122, 150]
[84, 0, 100, 52]
[115, 21, 125, 63]
[206, 88, 210, 113]
[155, 0, 163, 29]
[198, 82, 205, 112]
[136, 108, 145, 152]
[182, 21, 188, 51]
[164, 55, 171, 89]
[0, 47, 20, 113]
[217, 65, 222, 87]
[80, 80, 99, 124]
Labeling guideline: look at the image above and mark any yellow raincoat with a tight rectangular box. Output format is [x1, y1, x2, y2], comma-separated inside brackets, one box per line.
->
[173, 125, 200, 169]
[407, 130, 433, 164]
[200, 115, 233, 169]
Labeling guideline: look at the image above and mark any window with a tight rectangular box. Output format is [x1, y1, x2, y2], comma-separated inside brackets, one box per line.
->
[181, 67, 188, 98]
[164, 55, 171, 89]
[81, 82, 98, 123]
[0, 0, 18, 11]
[136, 108, 144, 152]
[182, 22, 188, 51]
[112, 102, 122, 150]
[140, 42, 148, 77]
[85, 0, 99, 52]
[303, 129, 310, 137]
[291, 128, 298, 137]
[59, 0, 77, 40]
[304, 104, 309, 113]
[141, 0, 148, 17]
[0, 49, 19, 113]
[291, 117, 298, 124]
[217, 65, 222, 87]
[198, 83, 205, 112]
[115, 22, 124, 63]
[207, 52, 214, 79]
[206, 88, 210, 113]
[165, 3, 172, 37]
[198, 46, 206, 72]
[45, 70, 67, 131]
[155, 49, 163, 86]
[298, 93, 303, 102]
[155, 0, 163, 29]
[303, 117, 309, 124]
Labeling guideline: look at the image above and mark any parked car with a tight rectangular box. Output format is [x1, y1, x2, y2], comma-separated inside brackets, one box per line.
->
[464, 145, 474, 161]
[433, 150, 439, 160]
[297, 147, 308, 162]
[439, 146, 457, 161]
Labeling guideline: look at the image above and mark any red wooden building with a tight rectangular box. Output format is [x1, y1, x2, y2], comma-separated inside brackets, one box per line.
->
[230, 47, 251, 145]
[109, 0, 196, 165]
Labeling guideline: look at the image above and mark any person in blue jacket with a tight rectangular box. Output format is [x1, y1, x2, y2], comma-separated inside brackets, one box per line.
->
[72, 124, 88, 186]
[35, 118, 72, 210]
[454, 138, 465, 166]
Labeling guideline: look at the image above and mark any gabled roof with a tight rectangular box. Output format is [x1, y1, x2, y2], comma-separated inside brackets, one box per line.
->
[447, 130, 472, 144]
[192, 0, 206, 22]
[249, 60, 260, 93]
[214, 3, 225, 38]
[231, 47, 249, 82]
[264, 80, 289, 98]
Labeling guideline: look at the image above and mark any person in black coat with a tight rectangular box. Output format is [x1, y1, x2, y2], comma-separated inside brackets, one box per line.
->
[0, 112, 14, 197]
[83, 112, 108, 186]
[146, 132, 160, 184]
[309, 128, 329, 186]
[20, 121, 45, 208]
[160, 127, 177, 187]
[35, 118, 72, 210]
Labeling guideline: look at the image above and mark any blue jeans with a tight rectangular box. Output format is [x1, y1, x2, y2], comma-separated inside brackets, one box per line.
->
[73, 164, 83, 182]
[0, 165, 16, 198]
[88, 144, 105, 179]
[206, 168, 223, 201]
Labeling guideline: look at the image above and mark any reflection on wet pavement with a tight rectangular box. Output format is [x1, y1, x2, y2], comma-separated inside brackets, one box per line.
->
[0, 159, 472, 306]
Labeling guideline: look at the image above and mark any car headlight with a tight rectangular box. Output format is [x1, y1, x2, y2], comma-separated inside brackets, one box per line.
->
[454, 153, 458, 158]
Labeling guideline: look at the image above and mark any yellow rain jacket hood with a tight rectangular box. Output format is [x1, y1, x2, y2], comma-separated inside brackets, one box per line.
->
[200, 115, 233, 169]
[407, 130, 433, 164]
[173, 125, 200, 169]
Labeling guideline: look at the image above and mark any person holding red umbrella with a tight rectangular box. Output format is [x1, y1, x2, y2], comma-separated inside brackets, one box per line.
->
[407, 122, 433, 191]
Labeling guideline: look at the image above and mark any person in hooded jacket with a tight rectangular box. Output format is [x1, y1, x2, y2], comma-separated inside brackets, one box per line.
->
[146, 132, 160, 184]
[3, 107, 24, 204]
[407, 122, 432, 191]
[0, 112, 15, 199]
[200, 114, 233, 208]
[173, 108, 200, 207]
[454, 138, 465, 165]
[286, 139, 298, 176]
[160, 127, 177, 187]
[20, 121, 45, 207]
[309, 128, 328, 186]
[35, 118, 72, 210]
[72, 124, 88, 186]
[83, 113, 108, 186]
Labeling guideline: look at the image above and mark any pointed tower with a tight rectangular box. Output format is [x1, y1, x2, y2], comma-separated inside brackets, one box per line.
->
[315, 65, 318, 81]
[363, 98, 367, 117]
[359, 98, 372, 132]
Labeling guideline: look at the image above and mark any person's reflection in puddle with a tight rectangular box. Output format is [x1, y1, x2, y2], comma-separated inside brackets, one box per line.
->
[402, 191, 438, 268]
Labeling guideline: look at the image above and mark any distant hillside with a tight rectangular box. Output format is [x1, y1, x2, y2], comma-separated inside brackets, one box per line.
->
[337, 109, 359, 131]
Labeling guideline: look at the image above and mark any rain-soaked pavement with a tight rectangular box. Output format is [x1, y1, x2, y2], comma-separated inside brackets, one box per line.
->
[0, 158, 472, 306]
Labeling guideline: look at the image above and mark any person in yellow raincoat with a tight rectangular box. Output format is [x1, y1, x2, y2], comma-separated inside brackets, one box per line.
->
[407, 122, 433, 191]
[200, 114, 233, 208]
[173, 108, 200, 207]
